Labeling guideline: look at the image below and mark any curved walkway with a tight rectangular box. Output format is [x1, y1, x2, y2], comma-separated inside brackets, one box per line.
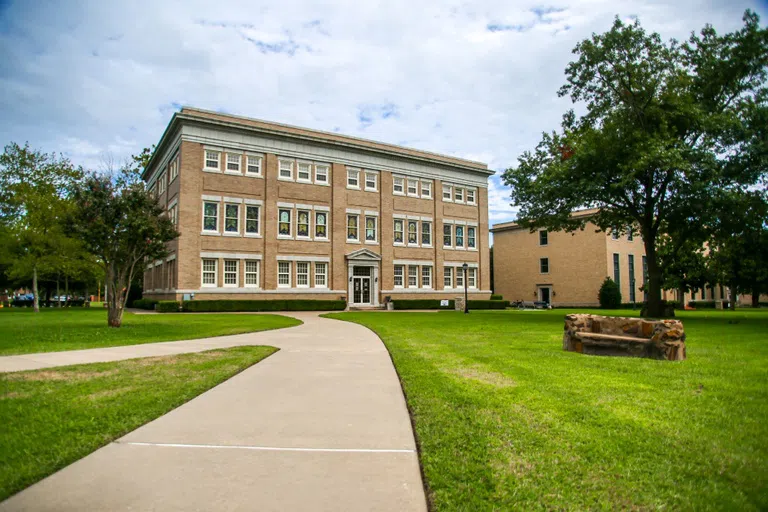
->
[0, 313, 427, 512]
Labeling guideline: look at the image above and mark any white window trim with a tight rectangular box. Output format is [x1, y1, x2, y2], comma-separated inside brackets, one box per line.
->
[454, 187, 465, 204]
[467, 226, 477, 250]
[278, 159, 294, 181]
[225, 153, 242, 175]
[277, 207, 293, 240]
[406, 219, 420, 247]
[202, 201, 219, 234]
[443, 267, 453, 289]
[364, 171, 378, 192]
[314, 210, 329, 241]
[201, 259, 218, 288]
[204, 150, 221, 172]
[442, 184, 452, 202]
[223, 259, 239, 288]
[421, 266, 433, 289]
[406, 178, 419, 198]
[314, 164, 330, 186]
[223, 203, 240, 237]
[314, 262, 328, 289]
[421, 221, 433, 248]
[296, 261, 310, 288]
[421, 181, 432, 199]
[466, 188, 477, 205]
[540, 257, 550, 274]
[393, 219, 405, 246]
[364, 215, 378, 244]
[244, 204, 261, 238]
[393, 176, 405, 196]
[468, 268, 478, 289]
[245, 154, 264, 177]
[539, 230, 548, 246]
[407, 265, 419, 288]
[393, 265, 404, 289]
[296, 161, 313, 184]
[296, 209, 312, 240]
[346, 168, 361, 190]
[346, 213, 360, 243]
[277, 261, 292, 288]
[244, 260, 260, 288]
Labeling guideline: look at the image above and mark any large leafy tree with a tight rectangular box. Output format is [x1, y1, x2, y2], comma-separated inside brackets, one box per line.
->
[503, 11, 768, 317]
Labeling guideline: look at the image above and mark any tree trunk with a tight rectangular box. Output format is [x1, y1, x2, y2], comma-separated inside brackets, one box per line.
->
[65, 276, 69, 307]
[643, 236, 664, 318]
[56, 274, 60, 308]
[729, 284, 738, 311]
[751, 286, 760, 308]
[32, 265, 40, 313]
[678, 286, 686, 309]
[106, 267, 126, 328]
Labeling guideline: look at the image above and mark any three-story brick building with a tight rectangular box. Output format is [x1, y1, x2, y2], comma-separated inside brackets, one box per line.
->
[141, 107, 493, 306]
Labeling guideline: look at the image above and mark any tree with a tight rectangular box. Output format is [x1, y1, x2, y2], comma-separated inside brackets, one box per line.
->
[657, 235, 712, 307]
[598, 277, 622, 309]
[0, 142, 83, 312]
[503, 11, 768, 317]
[71, 168, 177, 327]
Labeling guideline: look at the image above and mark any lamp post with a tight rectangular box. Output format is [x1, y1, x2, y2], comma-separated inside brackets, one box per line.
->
[462, 263, 469, 314]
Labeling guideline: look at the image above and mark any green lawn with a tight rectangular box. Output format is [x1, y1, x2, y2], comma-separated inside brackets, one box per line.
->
[0, 308, 301, 355]
[327, 309, 768, 511]
[0, 346, 277, 501]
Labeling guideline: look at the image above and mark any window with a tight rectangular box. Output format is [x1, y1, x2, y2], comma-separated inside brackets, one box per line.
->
[278, 261, 291, 287]
[468, 268, 477, 288]
[393, 176, 405, 194]
[203, 201, 218, 232]
[628, 254, 636, 302]
[347, 169, 360, 188]
[443, 224, 452, 247]
[408, 265, 418, 287]
[642, 255, 648, 300]
[539, 230, 548, 246]
[394, 219, 404, 244]
[166, 259, 176, 289]
[421, 181, 432, 198]
[365, 216, 377, 242]
[278, 208, 292, 237]
[347, 214, 359, 241]
[279, 159, 293, 180]
[224, 204, 239, 233]
[365, 172, 377, 191]
[224, 259, 238, 286]
[202, 259, 217, 286]
[468, 227, 476, 249]
[226, 154, 241, 173]
[613, 253, 620, 284]
[169, 156, 179, 181]
[315, 164, 329, 184]
[408, 221, 418, 244]
[456, 267, 464, 288]
[157, 172, 166, 195]
[297, 210, 310, 238]
[246, 155, 262, 175]
[442, 184, 452, 201]
[245, 205, 260, 235]
[627, 228, 634, 242]
[297, 162, 312, 182]
[315, 211, 328, 239]
[454, 187, 464, 203]
[205, 150, 220, 170]
[168, 204, 178, 226]
[444, 267, 453, 288]
[466, 189, 476, 204]
[245, 260, 259, 287]
[314, 263, 327, 288]
[421, 266, 432, 288]
[394, 265, 404, 287]
[407, 179, 418, 196]
[421, 221, 432, 246]
[297, 262, 309, 287]
[540, 257, 549, 274]
[611, 228, 619, 240]
[455, 225, 464, 247]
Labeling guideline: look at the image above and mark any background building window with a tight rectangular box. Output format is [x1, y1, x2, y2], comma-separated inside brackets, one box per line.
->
[278, 208, 292, 236]
[202, 259, 217, 286]
[394, 265, 404, 287]
[226, 154, 241, 172]
[628, 254, 636, 302]
[444, 267, 453, 288]
[245, 260, 259, 287]
[408, 265, 418, 287]
[225, 204, 239, 233]
[407, 179, 418, 196]
[203, 202, 218, 232]
[347, 214, 359, 241]
[613, 253, 620, 284]
[393, 176, 404, 194]
[365, 172, 377, 190]
[408, 221, 418, 244]
[454, 187, 464, 202]
[347, 169, 360, 188]
[224, 259, 238, 286]
[394, 219, 404, 244]
[456, 267, 464, 287]
[422, 221, 432, 246]
[314, 263, 327, 287]
[315, 164, 329, 183]
[315, 211, 328, 239]
[279, 160, 293, 179]
[443, 184, 452, 201]
[365, 216, 377, 242]
[246, 155, 262, 175]
[297, 162, 312, 181]
[455, 225, 464, 247]
[443, 224, 452, 247]
[539, 230, 548, 246]
[466, 189, 476, 204]
[245, 206, 259, 235]
[297, 210, 310, 238]
[278, 261, 291, 287]
[205, 150, 220, 170]
[421, 181, 432, 198]
[540, 257, 549, 274]
[421, 266, 432, 288]
[467, 227, 476, 248]
[468, 268, 477, 288]
[296, 262, 309, 287]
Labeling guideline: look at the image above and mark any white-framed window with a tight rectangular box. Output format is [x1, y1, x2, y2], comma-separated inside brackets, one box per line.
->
[297, 209, 311, 238]
[393, 176, 405, 195]
[203, 201, 219, 232]
[226, 153, 241, 173]
[157, 172, 166, 195]
[278, 208, 292, 237]
[246, 155, 262, 175]
[443, 224, 452, 247]
[245, 260, 259, 287]
[245, 205, 260, 235]
[315, 211, 328, 240]
[296, 262, 309, 287]
[421, 221, 432, 246]
[168, 204, 178, 226]
[444, 267, 453, 288]
[315, 164, 329, 184]
[224, 203, 239, 234]
[394, 265, 404, 287]
[611, 228, 619, 240]
[539, 230, 548, 246]
[223, 259, 238, 287]
[365, 216, 377, 242]
[468, 227, 476, 249]
[394, 219, 404, 244]
[347, 169, 360, 188]
[421, 181, 432, 198]
[407, 179, 418, 197]
[454, 187, 464, 203]
[347, 214, 359, 241]
[455, 225, 464, 247]
[314, 262, 327, 288]
[456, 267, 464, 288]
[205, 150, 220, 170]
[468, 268, 477, 288]
[421, 266, 432, 288]
[297, 162, 312, 182]
[278, 261, 291, 287]
[279, 159, 294, 180]
[202, 259, 217, 287]
[466, 189, 476, 204]
[442, 184, 452, 201]
[540, 257, 549, 274]
[169, 155, 179, 181]
[407, 220, 418, 245]
[365, 172, 377, 191]
[408, 265, 418, 287]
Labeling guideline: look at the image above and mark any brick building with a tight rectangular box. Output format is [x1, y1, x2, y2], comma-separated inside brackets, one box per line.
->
[141, 107, 493, 306]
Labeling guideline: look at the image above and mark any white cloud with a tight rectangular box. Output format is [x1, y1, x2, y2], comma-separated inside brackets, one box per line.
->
[0, 0, 762, 221]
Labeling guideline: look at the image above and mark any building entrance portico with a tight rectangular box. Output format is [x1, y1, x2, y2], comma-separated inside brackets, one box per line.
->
[346, 249, 381, 307]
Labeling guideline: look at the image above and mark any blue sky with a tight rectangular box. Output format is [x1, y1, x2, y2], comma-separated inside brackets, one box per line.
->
[1, 0, 765, 226]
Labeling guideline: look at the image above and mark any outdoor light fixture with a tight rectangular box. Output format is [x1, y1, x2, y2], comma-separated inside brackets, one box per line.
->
[462, 263, 469, 314]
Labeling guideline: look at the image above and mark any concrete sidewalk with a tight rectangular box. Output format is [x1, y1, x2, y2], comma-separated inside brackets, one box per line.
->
[0, 312, 427, 511]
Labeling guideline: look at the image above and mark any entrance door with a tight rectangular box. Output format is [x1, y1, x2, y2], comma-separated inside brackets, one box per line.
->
[352, 267, 372, 305]
[539, 287, 551, 304]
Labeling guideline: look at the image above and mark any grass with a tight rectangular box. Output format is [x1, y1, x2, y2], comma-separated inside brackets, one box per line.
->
[0, 308, 301, 355]
[0, 346, 277, 501]
[326, 308, 768, 511]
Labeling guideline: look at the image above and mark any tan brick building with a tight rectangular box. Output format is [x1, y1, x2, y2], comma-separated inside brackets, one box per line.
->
[141, 107, 493, 306]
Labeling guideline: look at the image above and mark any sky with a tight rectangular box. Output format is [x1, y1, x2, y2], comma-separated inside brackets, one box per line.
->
[1, 0, 765, 227]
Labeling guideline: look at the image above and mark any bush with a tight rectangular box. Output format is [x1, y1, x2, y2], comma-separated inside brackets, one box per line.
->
[468, 300, 510, 309]
[393, 300, 455, 310]
[490, 294, 504, 300]
[688, 300, 716, 309]
[181, 299, 346, 312]
[132, 298, 158, 310]
[598, 277, 622, 309]
[156, 301, 181, 313]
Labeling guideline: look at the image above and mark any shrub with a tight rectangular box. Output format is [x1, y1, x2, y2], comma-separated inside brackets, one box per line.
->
[156, 301, 181, 313]
[393, 300, 455, 310]
[132, 298, 158, 310]
[598, 278, 622, 309]
[688, 300, 716, 309]
[468, 300, 510, 309]
[490, 294, 504, 300]
[181, 299, 346, 312]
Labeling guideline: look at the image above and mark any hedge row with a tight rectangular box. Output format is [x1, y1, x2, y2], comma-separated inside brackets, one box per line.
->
[131, 298, 158, 310]
[490, 294, 504, 300]
[688, 300, 718, 309]
[469, 300, 510, 309]
[392, 299, 509, 310]
[180, 299, 346, 312]
[10, 299, 87, 307]
[156, 301, 181, 313]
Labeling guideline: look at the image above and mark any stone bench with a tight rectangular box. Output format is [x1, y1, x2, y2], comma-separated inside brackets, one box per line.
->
[563, 314, 686, 361]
